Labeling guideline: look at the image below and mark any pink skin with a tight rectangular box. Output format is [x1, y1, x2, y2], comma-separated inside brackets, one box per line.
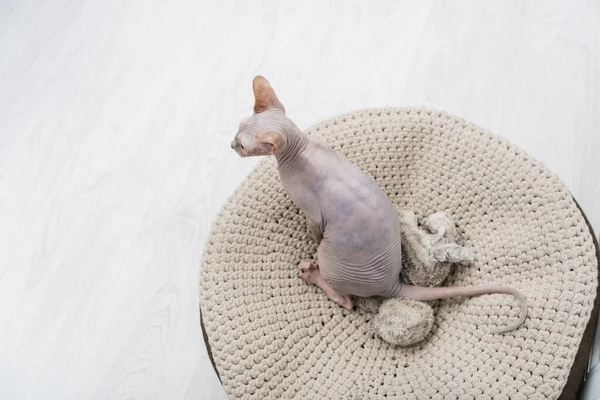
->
[231, 76, 527, 333]
[298, 261, 352, 310]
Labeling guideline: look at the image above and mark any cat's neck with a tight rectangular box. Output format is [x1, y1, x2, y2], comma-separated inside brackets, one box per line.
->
[275, 126, 309, 168]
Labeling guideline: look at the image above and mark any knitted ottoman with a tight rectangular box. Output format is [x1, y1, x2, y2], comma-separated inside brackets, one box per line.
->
[200, 108, 599, 400]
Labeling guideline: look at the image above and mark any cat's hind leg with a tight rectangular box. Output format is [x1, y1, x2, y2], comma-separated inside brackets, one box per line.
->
[298, 261, 353, 310]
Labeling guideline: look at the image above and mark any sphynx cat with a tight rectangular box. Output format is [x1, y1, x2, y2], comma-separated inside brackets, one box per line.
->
[231, 76, 527, 333]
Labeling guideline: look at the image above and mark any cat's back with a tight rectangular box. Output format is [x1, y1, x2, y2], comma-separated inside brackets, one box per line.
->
[314, 144, 399, 247]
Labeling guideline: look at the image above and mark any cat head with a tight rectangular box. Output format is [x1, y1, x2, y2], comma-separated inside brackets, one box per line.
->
[230, 76, 289, 157]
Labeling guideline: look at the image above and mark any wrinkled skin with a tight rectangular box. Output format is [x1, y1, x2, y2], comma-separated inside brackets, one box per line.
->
[230, 76, 527, 333]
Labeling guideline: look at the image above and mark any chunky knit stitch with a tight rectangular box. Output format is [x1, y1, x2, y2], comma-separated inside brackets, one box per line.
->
[200, 108, 598, 400]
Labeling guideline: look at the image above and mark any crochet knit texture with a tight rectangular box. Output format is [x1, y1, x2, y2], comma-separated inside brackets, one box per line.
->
[200, 108, 598, 400]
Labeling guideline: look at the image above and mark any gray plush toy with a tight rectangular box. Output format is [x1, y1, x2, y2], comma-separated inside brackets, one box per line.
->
[355, 209, 474, 346]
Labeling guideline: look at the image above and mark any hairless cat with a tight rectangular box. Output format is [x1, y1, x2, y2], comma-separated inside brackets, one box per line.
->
[231, 76, 527, 333]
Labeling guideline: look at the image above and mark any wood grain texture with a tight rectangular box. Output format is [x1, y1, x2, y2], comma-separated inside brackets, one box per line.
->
[0, 1, 598, 399]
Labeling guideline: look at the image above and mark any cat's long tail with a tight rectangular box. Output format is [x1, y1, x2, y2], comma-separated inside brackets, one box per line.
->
[392, 283, 528, 333]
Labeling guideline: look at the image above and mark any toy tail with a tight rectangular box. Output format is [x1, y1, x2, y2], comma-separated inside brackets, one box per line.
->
[393, 283, 528, 333]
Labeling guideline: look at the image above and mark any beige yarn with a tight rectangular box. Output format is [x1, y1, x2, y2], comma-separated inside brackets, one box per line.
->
[200, 108, 598, 400]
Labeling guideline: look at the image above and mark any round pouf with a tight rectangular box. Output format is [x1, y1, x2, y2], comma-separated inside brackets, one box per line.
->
[200, 108, 598, 400]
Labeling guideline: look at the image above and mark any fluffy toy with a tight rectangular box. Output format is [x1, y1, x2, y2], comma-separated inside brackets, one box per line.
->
[355, 209, 474, 346]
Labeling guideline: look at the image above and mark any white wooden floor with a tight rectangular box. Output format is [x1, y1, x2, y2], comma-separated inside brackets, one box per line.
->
[0, 1, 598, 399]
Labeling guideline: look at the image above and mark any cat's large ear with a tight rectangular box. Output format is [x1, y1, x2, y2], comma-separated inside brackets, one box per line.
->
[255, 131, 282, 154]
[253, 76, 285, 114]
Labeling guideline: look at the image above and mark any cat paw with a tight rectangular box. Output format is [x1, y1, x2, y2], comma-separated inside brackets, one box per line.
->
[339, 295, 353, 310]
[298, 261, 318, 282]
